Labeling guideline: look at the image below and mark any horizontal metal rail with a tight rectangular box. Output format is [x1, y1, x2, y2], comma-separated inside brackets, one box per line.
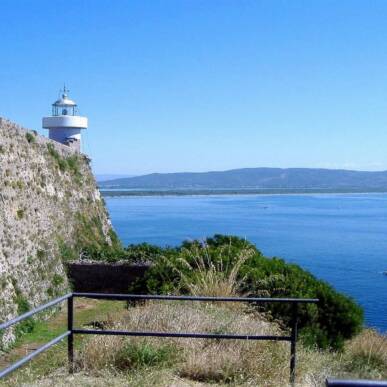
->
[73, 328, 292, 341]
[326, 379, 387, 386]
[73, 292, 319, 303]
[0, 331, 70, 379]
[0, 293, 72, 330]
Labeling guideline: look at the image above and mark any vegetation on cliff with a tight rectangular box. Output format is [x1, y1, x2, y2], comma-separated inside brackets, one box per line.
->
[0, 234, 384, 386]
[134, 238, 360, 350]
[83, 234, 363, 351]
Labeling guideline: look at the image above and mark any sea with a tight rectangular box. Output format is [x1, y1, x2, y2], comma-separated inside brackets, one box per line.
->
[104, 193, 387, 332]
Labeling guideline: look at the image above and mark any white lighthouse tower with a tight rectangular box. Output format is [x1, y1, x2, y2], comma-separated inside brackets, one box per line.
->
[42, 86, 88, 152]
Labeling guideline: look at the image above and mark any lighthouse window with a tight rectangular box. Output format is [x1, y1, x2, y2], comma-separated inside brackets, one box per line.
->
[62, 108, 68, 115]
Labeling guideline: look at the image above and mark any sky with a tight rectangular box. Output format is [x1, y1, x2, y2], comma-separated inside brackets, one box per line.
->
[1, 1, 387, 175]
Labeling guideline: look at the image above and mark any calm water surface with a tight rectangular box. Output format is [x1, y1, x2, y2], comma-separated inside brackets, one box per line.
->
[105, 193, 387, 332]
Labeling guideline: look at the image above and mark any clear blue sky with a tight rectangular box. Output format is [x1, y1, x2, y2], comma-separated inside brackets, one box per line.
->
[1, 0, 387, 175]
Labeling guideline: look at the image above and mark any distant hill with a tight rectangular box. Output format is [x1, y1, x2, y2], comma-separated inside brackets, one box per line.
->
[98, 167, 387, 191]
[95, 174, 135, 182]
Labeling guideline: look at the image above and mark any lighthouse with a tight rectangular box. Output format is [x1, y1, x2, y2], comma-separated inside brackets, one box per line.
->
[42, 86, 88, 152]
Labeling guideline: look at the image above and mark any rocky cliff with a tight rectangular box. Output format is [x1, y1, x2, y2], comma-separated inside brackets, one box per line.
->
[0, 118, 115, 347]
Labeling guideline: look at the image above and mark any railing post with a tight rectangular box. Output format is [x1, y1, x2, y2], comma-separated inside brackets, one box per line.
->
[67, 295, 74, 374]
[290, 302, 298, 385]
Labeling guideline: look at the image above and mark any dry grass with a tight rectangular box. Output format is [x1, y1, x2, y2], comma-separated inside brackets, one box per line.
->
[73, 243, 386, 386]
[2, 244, 386, 386]
[346, 329, 387, 365]
[168, 244, 255, 298]
[77, 301, 339, 386]
[3, 303, 385, 387]
[341, 329, 387, 380]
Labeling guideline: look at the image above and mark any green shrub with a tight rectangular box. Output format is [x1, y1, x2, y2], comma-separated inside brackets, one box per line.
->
[16, 209, 24, 219]
[47, 143, 66, 171]
[124, 243, 164, 263]
[25, 132, 35, 143]
[131, 235, 363, 350]
[60, 213, 124, 263]
[57, 240, 78, 262]
[115, 341, 176, 370]
[36, 249, 46, 261]
[13, 286, 35, 337]
[47, 143, 82, 179]
[52, 274, 64, 286]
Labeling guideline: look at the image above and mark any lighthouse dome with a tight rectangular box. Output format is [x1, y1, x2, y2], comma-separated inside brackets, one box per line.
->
[51, 87, 78, 116]
[53, 94, 77, 107]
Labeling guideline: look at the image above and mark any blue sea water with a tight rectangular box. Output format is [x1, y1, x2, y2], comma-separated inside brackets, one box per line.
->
[105, 193, 387, 332]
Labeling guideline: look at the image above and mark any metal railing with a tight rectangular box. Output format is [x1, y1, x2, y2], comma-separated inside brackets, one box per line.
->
[0, 292, 319, 384]
[0, 293, 72, 379]
[326, 379, 387, 386]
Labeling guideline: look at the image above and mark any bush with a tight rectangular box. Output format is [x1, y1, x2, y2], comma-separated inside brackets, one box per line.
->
[115, 341, 176, 370]
[13, 285, 35, 337]
[124, 243, 164, 263]
[343, 329, 387, 378]
[46, 143, 82, 181]
[130, 235, 363, 350]
[25, 132, 35, 143]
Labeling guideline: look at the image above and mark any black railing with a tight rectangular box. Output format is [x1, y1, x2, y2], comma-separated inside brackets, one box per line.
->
[326, 379, 387, 386]
[0, 293, 72, 378]
[0, 292, 319, 384]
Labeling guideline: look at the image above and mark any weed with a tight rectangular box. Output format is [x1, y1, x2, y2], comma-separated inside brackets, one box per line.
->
[115, 341, 176, 370]
[25, 132, 36, 144]
[52, 274, 64, 287]
[57, 240, 77, 262]
[169, 243, 255, 297]
[13, 286, 35, 338]
[343, 329, 387, 378]
[46, 143, 83, 182]
[36, 250, 46, 261]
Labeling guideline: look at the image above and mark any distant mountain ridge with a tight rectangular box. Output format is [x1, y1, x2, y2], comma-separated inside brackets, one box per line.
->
[98, 167, 387, 191]
[95, 174, 135, 182]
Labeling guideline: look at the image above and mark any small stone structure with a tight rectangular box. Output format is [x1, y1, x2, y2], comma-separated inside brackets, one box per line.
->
[67, 262, 151, 293]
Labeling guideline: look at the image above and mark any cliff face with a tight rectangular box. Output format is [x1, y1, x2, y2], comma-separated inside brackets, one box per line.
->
[0, 118, 114, 347]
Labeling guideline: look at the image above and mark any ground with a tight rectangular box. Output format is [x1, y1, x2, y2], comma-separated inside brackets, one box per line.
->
[0, 299, 386, 387]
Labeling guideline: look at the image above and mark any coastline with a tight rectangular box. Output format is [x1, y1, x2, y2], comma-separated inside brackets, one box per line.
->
[100, 188, 387, 197]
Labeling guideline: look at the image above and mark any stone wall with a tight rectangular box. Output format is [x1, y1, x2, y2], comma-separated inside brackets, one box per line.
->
[0, 118, 114, 347]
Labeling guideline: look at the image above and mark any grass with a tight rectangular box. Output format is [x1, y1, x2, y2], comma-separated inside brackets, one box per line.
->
[77, 301, 292, 384]
[0, 299, 126, 386]
[170, 244, 255, 298]
[343, 329, 387, 379]
[0, 300, 386, 386]
[46, 143, 82, 183]
[1, 248, 386, 386]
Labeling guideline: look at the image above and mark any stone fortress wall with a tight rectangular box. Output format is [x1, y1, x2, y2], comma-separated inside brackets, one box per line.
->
[0, 118, 113, 347]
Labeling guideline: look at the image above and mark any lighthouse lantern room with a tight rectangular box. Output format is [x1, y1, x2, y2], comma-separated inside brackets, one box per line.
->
[42, 86, 88, 152]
